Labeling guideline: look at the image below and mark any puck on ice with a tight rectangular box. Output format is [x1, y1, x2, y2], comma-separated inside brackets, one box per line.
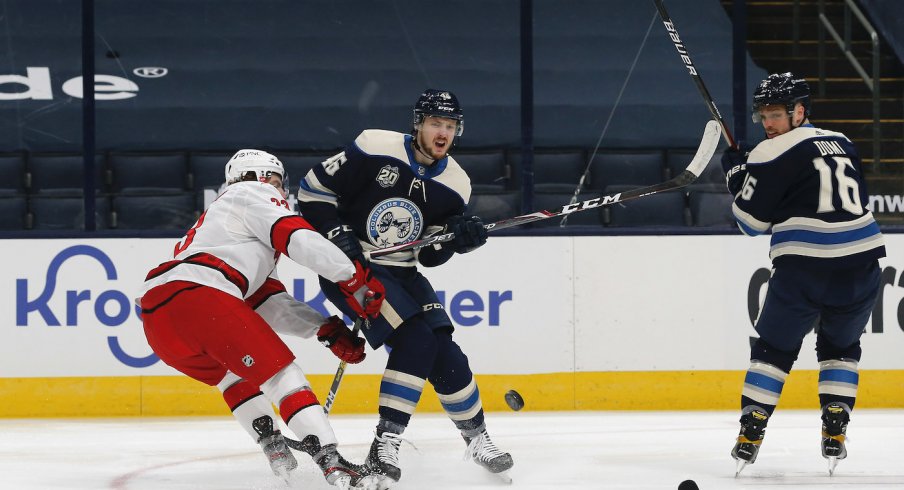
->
[677, 480, 699, 490]
[504, 390, 524, 411]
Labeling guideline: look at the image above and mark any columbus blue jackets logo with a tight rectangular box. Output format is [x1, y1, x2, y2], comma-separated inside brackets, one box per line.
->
[367, 198, 423, 247]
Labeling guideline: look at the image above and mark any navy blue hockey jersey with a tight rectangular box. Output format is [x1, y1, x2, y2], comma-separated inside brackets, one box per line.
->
[732, 125, 885, 267]
[297, 129, 471, 267]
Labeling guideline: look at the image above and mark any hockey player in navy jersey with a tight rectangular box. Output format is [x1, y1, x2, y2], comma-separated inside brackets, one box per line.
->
[721, 73, 885, 476]
[297, 89, 513, 487]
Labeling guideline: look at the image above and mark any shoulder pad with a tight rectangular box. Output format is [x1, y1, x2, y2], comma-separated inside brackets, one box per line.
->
[353, 130, 409, 162]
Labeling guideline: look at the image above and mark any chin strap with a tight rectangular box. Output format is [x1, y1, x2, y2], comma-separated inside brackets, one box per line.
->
[411, 138, 437, 165]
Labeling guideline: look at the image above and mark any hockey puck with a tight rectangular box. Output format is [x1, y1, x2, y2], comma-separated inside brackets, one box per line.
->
[504, 390, 524, 411]
[677, 480, 699, 490]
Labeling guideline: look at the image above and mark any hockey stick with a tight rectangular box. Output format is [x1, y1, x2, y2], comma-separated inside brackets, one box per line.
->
[285, 295, 373, 453]
[365, 120, 721, 259]
[652, 0, 737, 150]
[320, 316, 364, 415]
[322, 292, 374, 415]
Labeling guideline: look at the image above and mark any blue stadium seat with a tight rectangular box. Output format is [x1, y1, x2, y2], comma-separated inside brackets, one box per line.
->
[667, 148, 725, 185]
[466, 191, 520, 224]
[112, 192, 198, 230]
[589, 150, 664, 190]
[29, 196, 111, 230]
[0, 196, 28, 230]
[454, 149, 510, 192]
[603, 185, 690, 227]
[507, 149, 587, 193]
[280, 152, 335, 190]
[28, 153, 106, 195]
[188, 151, 232, 192]
[689, 187, 736, 227]
[109, 152, 189, 192]
[0, 153, 27, 196]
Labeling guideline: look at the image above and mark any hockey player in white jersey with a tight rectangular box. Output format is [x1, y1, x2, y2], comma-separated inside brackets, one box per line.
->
[721, 73, 885, 476]
[139, 149, 385, 488]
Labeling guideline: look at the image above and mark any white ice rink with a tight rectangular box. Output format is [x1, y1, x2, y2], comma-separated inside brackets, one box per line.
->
[3, 410, 904, 490]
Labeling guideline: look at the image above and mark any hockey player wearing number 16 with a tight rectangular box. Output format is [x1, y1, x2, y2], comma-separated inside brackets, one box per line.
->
[298, 89, 513, 488]
[721, 73, 885, 476]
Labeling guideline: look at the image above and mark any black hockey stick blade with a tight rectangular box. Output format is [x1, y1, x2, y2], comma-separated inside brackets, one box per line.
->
[366, 120, 721, 259]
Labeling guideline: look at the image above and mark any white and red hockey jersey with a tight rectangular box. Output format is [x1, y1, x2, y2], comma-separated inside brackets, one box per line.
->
[141, 181, 354, 320]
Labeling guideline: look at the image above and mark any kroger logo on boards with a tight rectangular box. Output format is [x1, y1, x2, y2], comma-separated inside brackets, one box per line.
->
[15, 245, 158, 368]
[16, 245, 516, 369]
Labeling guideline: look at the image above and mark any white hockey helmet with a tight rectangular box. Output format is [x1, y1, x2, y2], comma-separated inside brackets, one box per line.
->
[224, 149, 286, 186]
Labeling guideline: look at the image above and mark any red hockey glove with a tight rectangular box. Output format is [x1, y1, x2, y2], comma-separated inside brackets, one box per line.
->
[337, 260, 385, 318]
[317, 316, 366, 364]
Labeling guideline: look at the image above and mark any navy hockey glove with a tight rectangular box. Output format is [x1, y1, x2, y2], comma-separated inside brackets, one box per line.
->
[317, 316, 366, 364]
[720, 145, 752, 196]
[444, 215, 488, 254]
[337, 261, 385, 318]
[325, 224, 365, 264]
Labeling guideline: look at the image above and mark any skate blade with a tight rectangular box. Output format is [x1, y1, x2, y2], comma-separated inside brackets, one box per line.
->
[827, 456, 838, 476]
[493, 470, 513, 485]
[355, 475, 392, 490]
[275, 467, 292, 486]
[734, 459, 749, 477]
[332, 475, 352, 490]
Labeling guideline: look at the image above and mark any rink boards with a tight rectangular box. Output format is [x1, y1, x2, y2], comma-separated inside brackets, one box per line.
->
[2, 235, 903, 417]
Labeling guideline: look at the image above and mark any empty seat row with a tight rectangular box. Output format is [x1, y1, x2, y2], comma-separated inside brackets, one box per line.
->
[466, 186, 737, 229]
[0, 148, 727, 197]
[0, 194, 199, 231]
[0, 151, 341, 197]
[458, 147, 726, 193]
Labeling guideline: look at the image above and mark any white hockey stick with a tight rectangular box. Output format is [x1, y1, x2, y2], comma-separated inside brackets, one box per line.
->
[366, 120, 722, 259]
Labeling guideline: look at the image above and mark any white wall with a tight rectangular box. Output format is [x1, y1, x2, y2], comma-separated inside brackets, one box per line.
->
[3, 235, 903, 378]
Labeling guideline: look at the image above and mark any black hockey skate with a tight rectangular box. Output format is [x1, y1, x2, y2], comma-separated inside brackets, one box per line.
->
[359, 431, 404, 490]
[821, 402, 850, 476]
[731, 409, 769, 477]
[252, 416, 298, 482]
[296, 434, 366, 489]
[463, 429, 514, 483]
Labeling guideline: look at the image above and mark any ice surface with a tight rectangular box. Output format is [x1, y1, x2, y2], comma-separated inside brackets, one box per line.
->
[2, 410, 903, 489]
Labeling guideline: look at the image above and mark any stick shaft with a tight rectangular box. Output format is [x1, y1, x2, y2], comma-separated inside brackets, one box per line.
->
[653, 0, 737, 149]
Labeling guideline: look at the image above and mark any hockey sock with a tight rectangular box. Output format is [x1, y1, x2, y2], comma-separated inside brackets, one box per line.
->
[429, 330, 485, 432]
[378, 368, 426, 428]
[218, 373, 273, 441]
[437, 377, 485, 433]
[818, 359, 859, 410]
[378, 319, 436, 428]
[741, 361, 788, 416]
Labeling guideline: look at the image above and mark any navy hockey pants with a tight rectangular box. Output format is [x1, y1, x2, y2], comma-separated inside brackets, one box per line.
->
[754, 260, 880, 361]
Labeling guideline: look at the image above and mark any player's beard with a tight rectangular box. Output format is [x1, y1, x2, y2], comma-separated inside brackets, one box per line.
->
[416, 131, 450, 162]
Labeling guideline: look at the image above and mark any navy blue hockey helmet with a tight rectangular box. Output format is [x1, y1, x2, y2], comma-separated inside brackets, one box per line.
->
[751, 72, 811, 123]
[412, 89, 463, 136]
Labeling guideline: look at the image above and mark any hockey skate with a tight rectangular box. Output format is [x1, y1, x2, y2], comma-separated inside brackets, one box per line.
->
[463, 429, 514, 484]
[295, 435, 366, 489]
[821, 402, 850, 476]
[731, 409, 769, 477]
[252, 416, 298, 483]
[359, 431, 406, 490]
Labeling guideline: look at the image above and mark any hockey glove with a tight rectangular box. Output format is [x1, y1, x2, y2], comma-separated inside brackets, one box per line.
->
[325, 224, 365, 264]
[337, 260, 385, 318]
[444, 215, 488, 254]
[317, 316, 366, 364]
[720, 145, 752, 196]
